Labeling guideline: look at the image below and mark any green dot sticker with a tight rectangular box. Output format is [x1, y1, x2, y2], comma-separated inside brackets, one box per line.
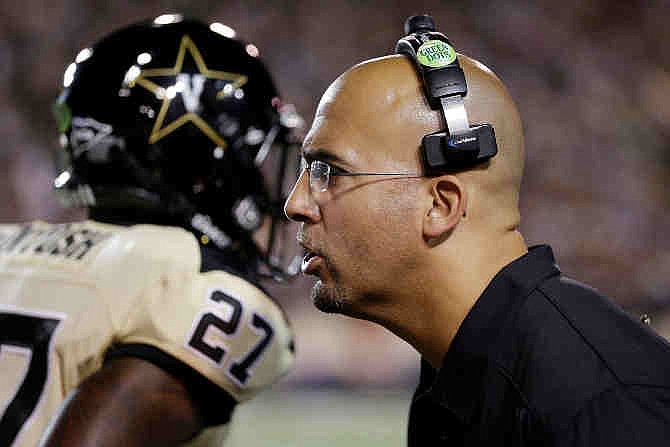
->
[417, 40, 456, 68]
[53, 100, 72, 133]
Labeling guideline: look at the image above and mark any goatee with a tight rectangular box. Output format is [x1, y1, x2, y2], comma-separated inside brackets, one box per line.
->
[311, 280, 346, 314]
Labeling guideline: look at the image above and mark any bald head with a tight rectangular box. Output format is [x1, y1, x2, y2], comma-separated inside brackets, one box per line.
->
[286, 53, 528, 362]
[309, 54, 525, 230]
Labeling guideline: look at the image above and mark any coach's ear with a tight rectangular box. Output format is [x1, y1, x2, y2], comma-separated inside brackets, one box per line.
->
[423, 175, 467, 246]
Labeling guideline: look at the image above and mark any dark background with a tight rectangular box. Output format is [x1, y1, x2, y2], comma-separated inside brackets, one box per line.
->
[1, 0, 669, 388]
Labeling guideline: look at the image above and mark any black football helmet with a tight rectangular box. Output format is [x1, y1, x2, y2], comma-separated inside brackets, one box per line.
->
[53, 14, 303, 279]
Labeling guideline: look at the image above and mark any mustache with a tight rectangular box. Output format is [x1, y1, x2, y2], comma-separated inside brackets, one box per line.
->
[296, 226, 324, 257]
[297, 225, 337, 279]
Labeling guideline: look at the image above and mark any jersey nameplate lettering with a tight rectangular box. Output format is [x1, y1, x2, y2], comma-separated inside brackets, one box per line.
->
[0, 224, 110, 260]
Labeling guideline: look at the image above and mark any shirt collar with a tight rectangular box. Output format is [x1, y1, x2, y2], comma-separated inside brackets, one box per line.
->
[424, 245, 561, 424]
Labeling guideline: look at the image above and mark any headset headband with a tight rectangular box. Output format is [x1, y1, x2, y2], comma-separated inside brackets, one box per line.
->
[395, 15, 498, 174]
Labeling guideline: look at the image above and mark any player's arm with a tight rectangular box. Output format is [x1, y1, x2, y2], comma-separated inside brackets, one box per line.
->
[40, 357, 205, 447]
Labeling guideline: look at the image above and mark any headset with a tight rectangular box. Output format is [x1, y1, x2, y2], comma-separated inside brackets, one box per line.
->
[396, 15, 498, 175]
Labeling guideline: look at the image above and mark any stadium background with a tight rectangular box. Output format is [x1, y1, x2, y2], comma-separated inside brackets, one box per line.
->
[1, 0, 668, 445]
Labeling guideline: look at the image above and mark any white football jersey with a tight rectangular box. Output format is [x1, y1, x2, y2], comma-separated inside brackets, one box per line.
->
[0, 221, 295, 446]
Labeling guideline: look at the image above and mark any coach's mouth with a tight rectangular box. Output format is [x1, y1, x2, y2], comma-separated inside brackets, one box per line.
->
[301, 250, 323, 276]
[299, 243, 325, 276]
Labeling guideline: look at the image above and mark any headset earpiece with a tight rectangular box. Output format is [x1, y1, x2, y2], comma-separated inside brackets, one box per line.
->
[396, 15, 498, 175]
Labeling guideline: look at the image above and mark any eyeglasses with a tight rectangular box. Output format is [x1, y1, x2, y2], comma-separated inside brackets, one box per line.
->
[300, 158, 423, 193]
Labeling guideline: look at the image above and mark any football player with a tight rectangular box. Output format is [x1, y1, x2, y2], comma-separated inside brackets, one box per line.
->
[0, 15, 301, 447]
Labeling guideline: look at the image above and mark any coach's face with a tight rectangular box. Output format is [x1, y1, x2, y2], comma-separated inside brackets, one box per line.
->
[284, 58, 440, 319]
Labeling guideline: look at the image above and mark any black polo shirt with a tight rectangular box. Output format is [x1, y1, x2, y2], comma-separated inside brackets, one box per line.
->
[408, 245, 670, 446]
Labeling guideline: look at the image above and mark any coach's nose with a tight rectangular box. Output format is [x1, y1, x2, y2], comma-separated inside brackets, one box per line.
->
[284, 170, 321, 224]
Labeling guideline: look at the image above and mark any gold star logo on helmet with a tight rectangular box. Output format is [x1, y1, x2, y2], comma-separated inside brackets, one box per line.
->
[128, 35, 248, 148]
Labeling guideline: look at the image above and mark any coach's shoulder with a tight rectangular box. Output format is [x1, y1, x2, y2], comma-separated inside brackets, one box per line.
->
[498, 274, 669, 430]
[539, 274, 670, 386]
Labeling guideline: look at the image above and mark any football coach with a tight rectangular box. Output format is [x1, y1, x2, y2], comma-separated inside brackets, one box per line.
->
[284, 15, 670, 446]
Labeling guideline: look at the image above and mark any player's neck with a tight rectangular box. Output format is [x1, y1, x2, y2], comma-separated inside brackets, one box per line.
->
[89, 208, 183, 227]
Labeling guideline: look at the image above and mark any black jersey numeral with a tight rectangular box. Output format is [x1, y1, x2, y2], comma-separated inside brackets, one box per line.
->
[187, 291, 243, 364]
[0, 310, 63, 446]
[187, 291, 275, 386]
[229, 313, 274, 385]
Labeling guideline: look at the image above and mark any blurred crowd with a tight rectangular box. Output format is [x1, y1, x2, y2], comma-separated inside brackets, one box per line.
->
[1, 0, 669, 387]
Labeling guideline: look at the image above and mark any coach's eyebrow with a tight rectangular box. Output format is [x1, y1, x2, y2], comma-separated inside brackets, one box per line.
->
[301, 147, 353, 169]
